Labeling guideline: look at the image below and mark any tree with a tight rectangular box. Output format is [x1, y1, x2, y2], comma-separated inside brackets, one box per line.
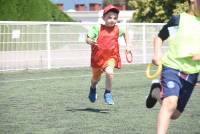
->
[0, 0, 73, 21]
[128, 0, 189, 23]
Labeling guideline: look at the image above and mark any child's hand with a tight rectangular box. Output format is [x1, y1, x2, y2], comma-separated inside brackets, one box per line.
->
[86, 38, 97, 46]
[152, 55, 162, 66]
[125, 45, 131, 52]
[192, 54, 200, 61]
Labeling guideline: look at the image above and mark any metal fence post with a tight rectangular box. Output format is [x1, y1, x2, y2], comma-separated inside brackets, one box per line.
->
[142, 23, 146, 64]
[46, 23, 51, 69]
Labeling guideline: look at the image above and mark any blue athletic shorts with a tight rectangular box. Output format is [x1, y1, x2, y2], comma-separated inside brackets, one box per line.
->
[160, 66, 199, 112]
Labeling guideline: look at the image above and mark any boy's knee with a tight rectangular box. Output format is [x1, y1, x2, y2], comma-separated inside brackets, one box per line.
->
[163, 96, 178, 110]
[105, 66, 114, 79]
[105, 66, 113, 75]
[163, 98, 181, 120]
[161, 97, 178, 117]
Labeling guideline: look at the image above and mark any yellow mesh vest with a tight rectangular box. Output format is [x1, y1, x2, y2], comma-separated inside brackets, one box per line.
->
[162, 13, 200, 73]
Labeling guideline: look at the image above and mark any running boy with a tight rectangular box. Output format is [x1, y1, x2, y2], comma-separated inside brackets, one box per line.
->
[146, 0, 200, 133]
[86, 4, 130, 105]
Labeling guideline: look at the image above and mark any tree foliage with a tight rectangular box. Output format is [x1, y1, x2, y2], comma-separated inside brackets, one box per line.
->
[0, 0, 73, 21]
[128, 0, 189, 23]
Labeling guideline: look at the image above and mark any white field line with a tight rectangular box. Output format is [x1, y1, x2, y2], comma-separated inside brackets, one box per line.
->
[0, 70, 151, 83]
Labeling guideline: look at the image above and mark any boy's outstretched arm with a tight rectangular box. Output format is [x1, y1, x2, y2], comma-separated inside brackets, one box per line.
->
[124, 27, 131, 52]
[152, 36, 163, 66]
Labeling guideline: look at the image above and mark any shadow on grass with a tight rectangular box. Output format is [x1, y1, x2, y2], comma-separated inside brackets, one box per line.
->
[65, 107, 110, 114]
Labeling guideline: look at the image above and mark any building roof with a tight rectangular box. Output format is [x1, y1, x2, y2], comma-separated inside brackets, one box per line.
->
[51, 0, 103, 10]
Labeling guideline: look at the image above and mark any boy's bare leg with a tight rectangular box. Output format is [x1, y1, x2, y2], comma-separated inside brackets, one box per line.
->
[105, 66, 114, 90]
[104, 66, 114, 104]
[157, 96, 178, 134]
[91, 79, 99, 89]
[88, 69, 101, 103]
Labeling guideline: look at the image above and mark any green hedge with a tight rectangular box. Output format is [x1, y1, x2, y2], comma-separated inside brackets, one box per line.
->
[0, 0, 73, 21]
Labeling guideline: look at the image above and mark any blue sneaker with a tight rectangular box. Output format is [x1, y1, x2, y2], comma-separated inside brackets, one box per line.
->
[104, 93, 114, 105]
[88, 87, 97, 103]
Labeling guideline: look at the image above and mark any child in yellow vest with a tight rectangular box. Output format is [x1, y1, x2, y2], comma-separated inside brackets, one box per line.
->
[146, 0, 200, 133]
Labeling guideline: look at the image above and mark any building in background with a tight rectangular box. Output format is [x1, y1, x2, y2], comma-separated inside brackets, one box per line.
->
[51, 0, 128, 11]
[51, 0, 103, 11]
[75, 2, 102, 11]
[103, 0, 127, 10]
[89, 3, 102, 11]
[51, 0, 133, 22]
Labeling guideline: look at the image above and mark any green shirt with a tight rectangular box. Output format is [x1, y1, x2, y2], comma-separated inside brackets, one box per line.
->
[163, 13, 200, 74]
[87, 24, 126, 41]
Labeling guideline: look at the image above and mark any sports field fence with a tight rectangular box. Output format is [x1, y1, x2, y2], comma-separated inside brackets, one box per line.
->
[0, 21, 167, 72]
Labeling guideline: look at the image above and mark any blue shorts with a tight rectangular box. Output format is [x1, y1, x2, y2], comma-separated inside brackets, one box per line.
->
[160, 66, 199, 112]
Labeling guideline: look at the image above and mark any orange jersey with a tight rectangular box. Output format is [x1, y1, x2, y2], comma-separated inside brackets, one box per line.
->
[91, 25, 121, 69]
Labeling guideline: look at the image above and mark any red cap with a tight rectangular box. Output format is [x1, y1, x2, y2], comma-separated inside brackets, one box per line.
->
[103, 4, 119, 15]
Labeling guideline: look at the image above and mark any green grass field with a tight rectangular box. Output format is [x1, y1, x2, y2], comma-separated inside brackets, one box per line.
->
[0, 65, 200, 134]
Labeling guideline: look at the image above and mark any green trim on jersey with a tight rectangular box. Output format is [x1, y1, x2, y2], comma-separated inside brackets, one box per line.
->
[162, 12, 200, 74]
